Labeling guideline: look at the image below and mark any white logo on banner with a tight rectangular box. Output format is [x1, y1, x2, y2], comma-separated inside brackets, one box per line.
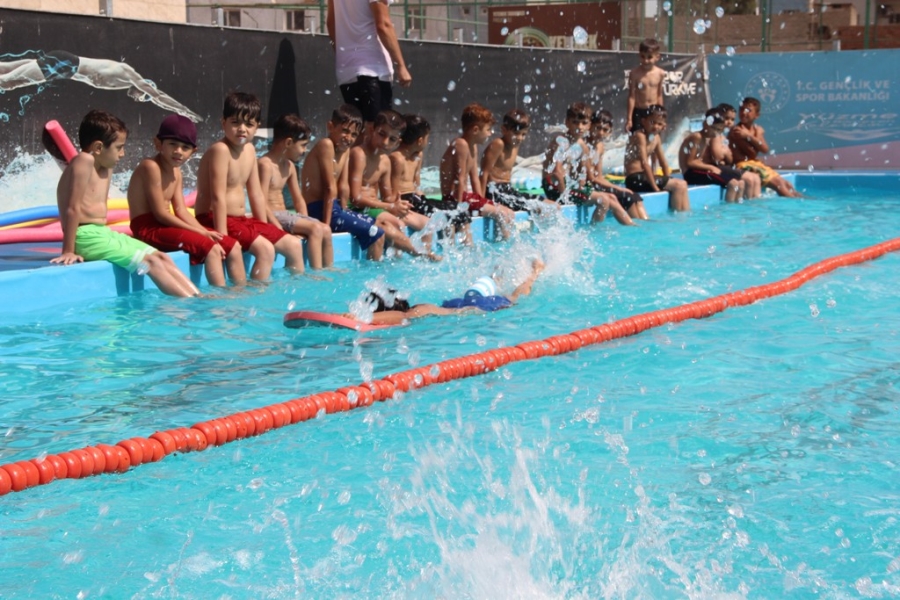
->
[743, 72, 791, 113]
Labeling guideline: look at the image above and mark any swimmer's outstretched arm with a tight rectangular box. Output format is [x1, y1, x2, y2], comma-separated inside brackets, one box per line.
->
[370, 303, 469, 325]
[507, 258, 545, 304]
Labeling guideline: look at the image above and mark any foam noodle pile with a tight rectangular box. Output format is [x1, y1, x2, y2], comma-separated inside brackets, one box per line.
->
[1, 236, 898, 496]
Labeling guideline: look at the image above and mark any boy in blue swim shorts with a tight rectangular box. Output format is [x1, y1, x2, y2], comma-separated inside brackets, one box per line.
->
[52, 109, 199, 297]
[301, 104, 386, 260]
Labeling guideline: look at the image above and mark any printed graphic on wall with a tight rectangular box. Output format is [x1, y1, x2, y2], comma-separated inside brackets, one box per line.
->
[707, 50, 899, 169]
[0, 50, 202, 122]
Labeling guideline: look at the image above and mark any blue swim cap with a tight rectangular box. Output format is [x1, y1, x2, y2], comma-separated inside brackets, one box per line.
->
[464, 276, 497, 298]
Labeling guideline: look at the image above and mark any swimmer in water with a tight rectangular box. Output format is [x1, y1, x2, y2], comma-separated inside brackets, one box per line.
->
[359, 258, 544, 326]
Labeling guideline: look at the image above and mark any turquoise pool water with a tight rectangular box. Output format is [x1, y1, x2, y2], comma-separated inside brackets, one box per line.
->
[1, 180, 899, 597]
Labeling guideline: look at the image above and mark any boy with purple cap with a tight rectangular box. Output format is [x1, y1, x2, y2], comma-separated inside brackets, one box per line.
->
[128, 114, 247, 287]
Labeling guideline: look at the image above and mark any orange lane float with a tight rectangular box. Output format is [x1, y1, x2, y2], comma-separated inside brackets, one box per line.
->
[2, 237, 899, 497]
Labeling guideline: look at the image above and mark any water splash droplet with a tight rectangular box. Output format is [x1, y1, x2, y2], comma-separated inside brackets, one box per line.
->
[447, 80, 456, 91]
[693, 19, 708, 34]
[573, 26, 589, 45]
[576, 61, 586, 73]
[501, 26, 509, 35]
[715, 6, 725, 17]
[726, 46, 735, 56]
[523, 95, 532, 104]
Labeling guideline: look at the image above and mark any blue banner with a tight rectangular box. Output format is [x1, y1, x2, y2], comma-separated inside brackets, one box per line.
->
[706, 50, 900, 170]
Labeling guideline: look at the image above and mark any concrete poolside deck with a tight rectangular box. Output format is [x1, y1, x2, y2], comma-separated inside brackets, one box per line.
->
[0, 184, 735, 315]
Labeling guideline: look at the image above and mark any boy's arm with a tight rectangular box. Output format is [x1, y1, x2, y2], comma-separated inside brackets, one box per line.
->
[729, 125, 767, 159]
[450, 139, 470, 203]
[635, 134, 660, 192]
[388, 152, 405, 202]
[336, 154, 351, 211]
[655, 142, 671, 177]
[170, 171, 223, 240]
[256, 157, 285, 229]
[412, 155, 422, 191]
[655, 67, 666, 105]
[681, 136, 718, 173]
[479, 138, 503, 192]
[52, 154, 92, 264]
[468, 145, 485, 197]
[370, 0, 412, 87]
[286, 166, 309, 217]
[206, 144, 231, 235]
[315, 143, 338, 225]
[245, 151, 269, 223]
[348, 148, 377, 208]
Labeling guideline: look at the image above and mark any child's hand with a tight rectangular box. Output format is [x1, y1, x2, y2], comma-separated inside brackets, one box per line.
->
[50, 252, 83, 265]
[391, 199, 412, 217]
[205, 230, 225, 241]
[212, 244, 227, 260]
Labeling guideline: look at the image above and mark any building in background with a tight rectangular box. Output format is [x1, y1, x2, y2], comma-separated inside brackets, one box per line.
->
[4, 0, 899, 50]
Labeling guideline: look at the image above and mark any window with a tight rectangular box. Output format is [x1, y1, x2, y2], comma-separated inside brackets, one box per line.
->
[408, 7, 426, 33]
[286, 9, 305, 31]
[224, 9, 241, 27]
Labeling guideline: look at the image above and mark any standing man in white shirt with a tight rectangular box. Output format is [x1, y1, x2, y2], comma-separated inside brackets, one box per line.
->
[327, 0, 413, 128]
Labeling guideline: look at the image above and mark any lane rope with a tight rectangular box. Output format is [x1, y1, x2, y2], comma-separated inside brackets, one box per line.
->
[2, 237, 898, 496]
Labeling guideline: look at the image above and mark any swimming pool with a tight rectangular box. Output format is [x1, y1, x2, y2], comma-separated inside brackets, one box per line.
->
[1, 175, 899, 597]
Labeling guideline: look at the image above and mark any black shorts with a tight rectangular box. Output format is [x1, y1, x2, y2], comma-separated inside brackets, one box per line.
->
[401, 193, 471, 227]
[592, 184, 643, 211]
[340, 76, 393, 123]
[682, 167, 743, 188]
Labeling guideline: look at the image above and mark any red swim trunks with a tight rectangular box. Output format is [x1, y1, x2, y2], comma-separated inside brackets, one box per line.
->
[443, 192, 493, 213]
[131, 213, 238, 265]
[196, 213, 287, 249]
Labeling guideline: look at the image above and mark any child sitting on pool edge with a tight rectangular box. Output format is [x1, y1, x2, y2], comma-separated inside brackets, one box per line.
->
[194, 92, 306, 280]
[52, 109, 199, 297]
[128, 114, 247, 287]
[258, 113, 334, 270]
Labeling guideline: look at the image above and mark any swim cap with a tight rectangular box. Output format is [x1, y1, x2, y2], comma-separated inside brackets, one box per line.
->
[157, 114, 197, 148]
[464, 276, 497, 299]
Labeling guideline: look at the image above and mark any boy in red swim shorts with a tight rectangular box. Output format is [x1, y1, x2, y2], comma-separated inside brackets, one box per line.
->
[129, 114, 246, 287]
[193, 92, 305, 280]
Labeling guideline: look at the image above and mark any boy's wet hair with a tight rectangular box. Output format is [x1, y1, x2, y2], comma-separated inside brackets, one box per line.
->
[502, 109, 531, 132]
[78, 109, 128, 150]
[647, 104, 667, 117]
[741, 97, 761, 111]
[591, 109, 614, 126]
[367, 289, 411, 313]
[461, 103, 495, 130]
[272, 114, 311, 143]
[716, 102, 736, 114]
[331, 104, 364, 132]
[400, 114, 431, 145]
[639, 38, 661, 54]
[566, 102, 593, 121]
[223, 91, 262, 123]
[374, 109, 407, 133]
[704, 107, 726, 125]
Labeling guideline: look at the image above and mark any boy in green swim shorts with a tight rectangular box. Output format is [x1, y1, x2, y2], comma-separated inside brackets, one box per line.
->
[52, 109, 199, 297]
